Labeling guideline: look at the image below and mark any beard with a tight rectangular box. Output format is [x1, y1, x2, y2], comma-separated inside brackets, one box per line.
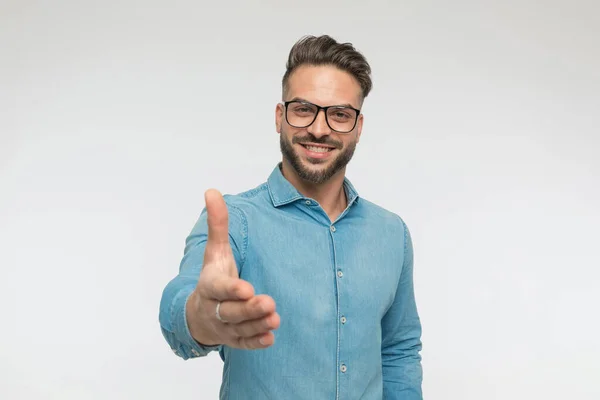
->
[279, 130, 357, 185]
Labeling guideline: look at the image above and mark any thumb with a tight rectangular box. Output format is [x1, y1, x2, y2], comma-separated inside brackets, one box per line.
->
[205, 189, 230, 250]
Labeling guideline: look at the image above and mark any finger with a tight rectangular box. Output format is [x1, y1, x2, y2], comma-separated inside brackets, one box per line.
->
[230, 312, 280, 338]
[204, 189, 230, 248]
[216, 294, 276, 324]
[236, 331, 276, 350]
[203, 274, 254, 301]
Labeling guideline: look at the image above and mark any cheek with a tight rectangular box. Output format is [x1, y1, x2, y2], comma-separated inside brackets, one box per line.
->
[340, 135, 358, 149]
[282, 125, 306, 140]
[340, 135, 353, 146]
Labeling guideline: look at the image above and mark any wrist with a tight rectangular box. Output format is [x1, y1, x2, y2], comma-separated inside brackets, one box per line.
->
[186, 291, 220, 346]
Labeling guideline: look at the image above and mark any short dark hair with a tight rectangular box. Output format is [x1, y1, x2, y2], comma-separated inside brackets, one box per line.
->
[282, 35, 372, 103]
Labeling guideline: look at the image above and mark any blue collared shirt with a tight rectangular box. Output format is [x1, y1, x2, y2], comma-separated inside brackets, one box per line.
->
[159, 164, 423, 399]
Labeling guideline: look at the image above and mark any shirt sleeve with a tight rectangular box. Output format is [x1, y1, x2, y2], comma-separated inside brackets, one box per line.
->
[158, 199, 248, 360]
[381, 218, 423, 399]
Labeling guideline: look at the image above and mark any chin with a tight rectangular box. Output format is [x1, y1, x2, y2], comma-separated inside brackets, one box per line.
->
[293, 157, 340, 184]
[303, 156, 331, 166]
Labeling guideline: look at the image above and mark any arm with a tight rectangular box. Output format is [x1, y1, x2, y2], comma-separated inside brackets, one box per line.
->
[381, 219, 423, 399]
[158, 200, 247, 360]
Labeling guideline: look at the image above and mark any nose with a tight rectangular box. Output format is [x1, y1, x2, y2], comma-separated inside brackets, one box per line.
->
[307, 109, 332, 138]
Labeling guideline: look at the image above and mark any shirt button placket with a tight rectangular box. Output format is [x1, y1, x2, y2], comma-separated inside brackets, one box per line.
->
[331, 223, 348, 388]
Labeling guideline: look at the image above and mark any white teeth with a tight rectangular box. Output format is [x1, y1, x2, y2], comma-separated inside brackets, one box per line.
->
[306, 145, 331, 153]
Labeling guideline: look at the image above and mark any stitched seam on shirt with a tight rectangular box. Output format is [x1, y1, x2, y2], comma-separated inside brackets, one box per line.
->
[268, 187, 278, 205]
[266, 178, 304, 206]
[171, 288, 192, 358]
[381, 215, 408, 317]
[240, 183, 268, 199]
[402, 218, 409, 260]
[330, 228, 341, 400]
[265, 179, 280, 205]
[224, 359, 231, 399]
[227, 203, 249, 272]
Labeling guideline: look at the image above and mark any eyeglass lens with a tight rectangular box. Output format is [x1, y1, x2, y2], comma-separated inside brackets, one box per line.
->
[286, 102, 357, 133]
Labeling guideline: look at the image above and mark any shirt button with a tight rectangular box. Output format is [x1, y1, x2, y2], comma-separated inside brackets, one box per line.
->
[340, 364, 347, 373]
[330, 225, 336, 232]
[305, 200, 311, 205]
[337, 270, 343, 278]
[340, 316, 347, 324]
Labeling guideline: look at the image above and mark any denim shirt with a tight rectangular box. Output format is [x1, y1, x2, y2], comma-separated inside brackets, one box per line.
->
[159, 164, 423, 399]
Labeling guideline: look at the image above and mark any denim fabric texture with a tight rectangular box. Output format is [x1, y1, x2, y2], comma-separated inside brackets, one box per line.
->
[159, 164, 423, 399]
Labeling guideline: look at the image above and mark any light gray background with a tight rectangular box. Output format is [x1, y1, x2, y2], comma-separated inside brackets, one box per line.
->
[1, 0, 599, 399]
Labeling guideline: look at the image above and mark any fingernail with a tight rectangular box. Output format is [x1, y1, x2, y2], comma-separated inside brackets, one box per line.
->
[259, 337, 266, 345]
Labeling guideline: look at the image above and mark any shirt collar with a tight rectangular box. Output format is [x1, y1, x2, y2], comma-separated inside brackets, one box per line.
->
[267, 163, 360, 208]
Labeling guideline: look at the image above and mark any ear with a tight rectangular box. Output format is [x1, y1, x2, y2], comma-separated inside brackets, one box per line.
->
[275, 103, 284, 134]
[355, 114, 364, 143]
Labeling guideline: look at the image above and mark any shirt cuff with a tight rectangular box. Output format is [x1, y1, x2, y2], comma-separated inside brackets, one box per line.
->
[173, 287, 222, 358]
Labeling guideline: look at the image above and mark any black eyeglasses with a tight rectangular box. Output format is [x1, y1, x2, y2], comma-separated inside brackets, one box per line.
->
[283, 100, 360, 133]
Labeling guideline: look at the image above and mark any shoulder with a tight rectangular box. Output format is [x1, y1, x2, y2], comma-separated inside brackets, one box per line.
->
[222, 181, 270, 212]
[217, 181, 274, 228]
[191, 182, 268, 234]
[354, 196, 413, 252]
[355, 197, 408, 230]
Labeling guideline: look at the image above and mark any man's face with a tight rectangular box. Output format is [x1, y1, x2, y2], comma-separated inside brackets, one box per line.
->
[276, 65, 364, 185]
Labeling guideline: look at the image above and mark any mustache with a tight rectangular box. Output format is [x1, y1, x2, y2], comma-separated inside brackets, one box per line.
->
[292, 134, 343, 149]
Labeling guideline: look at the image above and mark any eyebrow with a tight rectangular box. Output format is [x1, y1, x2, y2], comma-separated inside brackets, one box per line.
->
[290, 97, 357, 109]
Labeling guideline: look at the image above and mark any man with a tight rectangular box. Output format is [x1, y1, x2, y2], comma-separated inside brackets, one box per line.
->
[159, 35, 423, 399]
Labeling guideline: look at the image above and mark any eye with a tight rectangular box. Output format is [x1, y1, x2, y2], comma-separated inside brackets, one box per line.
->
[329, 108, 354, 121]
[290, 103, 316, 115]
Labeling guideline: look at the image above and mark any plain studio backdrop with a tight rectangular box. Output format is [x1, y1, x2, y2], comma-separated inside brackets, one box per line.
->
[1, 0, 599, 399]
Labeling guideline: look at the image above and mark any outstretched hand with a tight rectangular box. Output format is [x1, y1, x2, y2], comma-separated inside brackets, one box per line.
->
[185, 189, 279, 349]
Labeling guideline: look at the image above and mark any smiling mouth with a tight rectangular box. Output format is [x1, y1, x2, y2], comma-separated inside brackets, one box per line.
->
[299, 144, 335, 153]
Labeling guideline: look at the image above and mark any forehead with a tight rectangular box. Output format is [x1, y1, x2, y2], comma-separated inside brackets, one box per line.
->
[286, 65, 362, 109]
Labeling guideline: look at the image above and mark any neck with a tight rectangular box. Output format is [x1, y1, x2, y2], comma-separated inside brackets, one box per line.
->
[280, 160, 348, 222]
